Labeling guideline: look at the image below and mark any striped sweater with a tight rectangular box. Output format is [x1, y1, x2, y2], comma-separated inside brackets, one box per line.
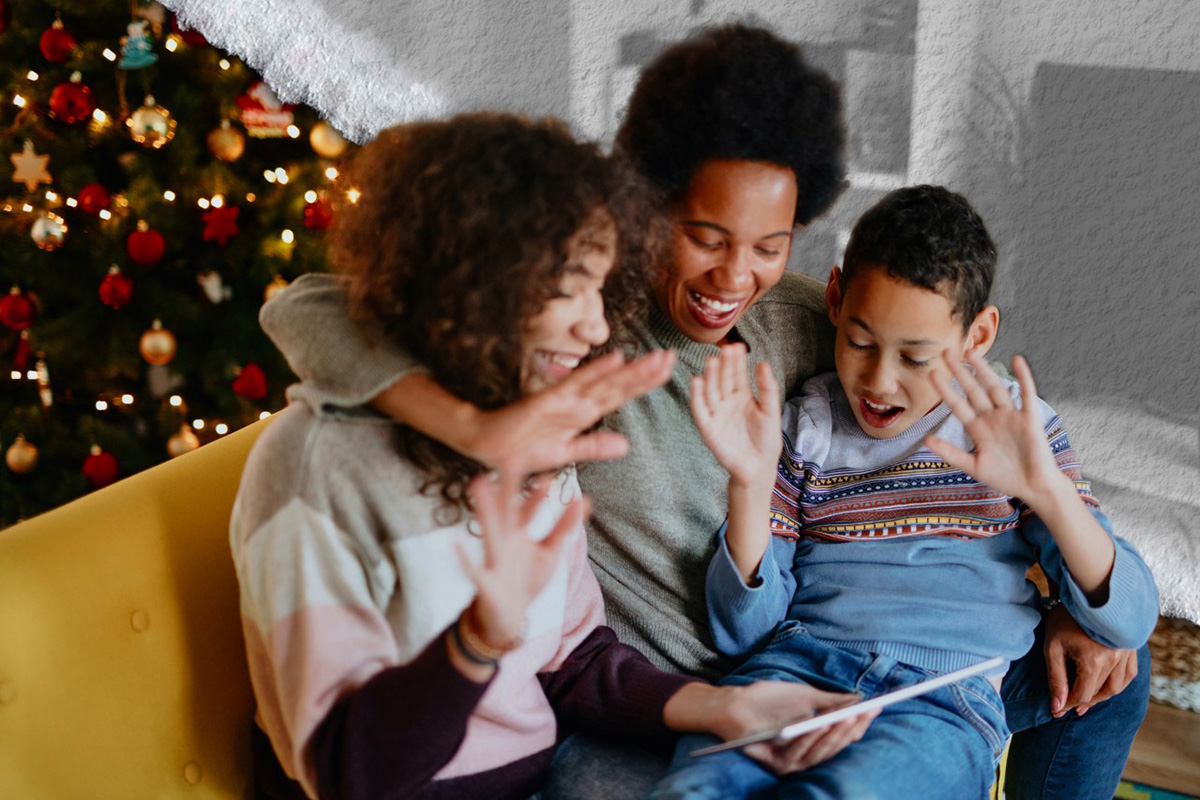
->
[707, 372, 1159, 676]
[230, 386, 693, 800]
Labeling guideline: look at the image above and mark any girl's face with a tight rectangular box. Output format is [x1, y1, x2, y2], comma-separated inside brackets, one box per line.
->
[654, 159, 798, 345]
[520, 212, 617, 394]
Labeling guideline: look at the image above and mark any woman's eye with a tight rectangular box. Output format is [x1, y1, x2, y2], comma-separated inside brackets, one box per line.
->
[848, 340, 871, 351]
[688, 235, 720, 250]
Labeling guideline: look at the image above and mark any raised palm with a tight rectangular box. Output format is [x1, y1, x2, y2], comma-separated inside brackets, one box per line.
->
[690, 344, 783, 488]
[925, 352, 1066, 503]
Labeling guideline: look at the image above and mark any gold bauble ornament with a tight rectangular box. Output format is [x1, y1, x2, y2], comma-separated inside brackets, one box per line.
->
[31, 213, 67, 251]
[128, 95, 177, 149]
[5, 434, 38, 473]
[166, 424, 200, 458]
[309, 121, 348, 159]
[207, 120, 246, 163]
[264, 274, 290, 303]
[139, 318, 177, 365]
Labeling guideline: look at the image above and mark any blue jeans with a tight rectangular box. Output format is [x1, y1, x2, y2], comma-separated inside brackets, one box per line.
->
[648, 622, 1009, 800]
[543, 620, 1151, 800]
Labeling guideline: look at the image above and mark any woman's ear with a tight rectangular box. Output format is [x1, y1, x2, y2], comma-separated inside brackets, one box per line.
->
[825, 266, 843, 327]
[964, 305, 1000, 358]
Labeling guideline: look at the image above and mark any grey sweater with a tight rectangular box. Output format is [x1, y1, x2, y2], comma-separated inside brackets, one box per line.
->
[261, 271, 836, 679]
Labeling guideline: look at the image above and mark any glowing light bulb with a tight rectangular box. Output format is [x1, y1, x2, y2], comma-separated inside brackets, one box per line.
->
[219, 59, 231, 70]
[286, 125, 300, 139]
[163, 190, 176, 202]
[103, 49, 117, 62]
[98, 209, 112, 220]
[169, 395, 182, 407]
[13, 94, 26, 108]
[27, 71, 39, 81]
[304, 190, 318, 203]
[96, 400, 108, 411]
[215, 423, 229, 435]
[281, 229, 294, 244]
[325, 167, 338, 180]
[198, 198, 210, 209]
[346, 188, 361, 204]
[192, 419, 205, 430]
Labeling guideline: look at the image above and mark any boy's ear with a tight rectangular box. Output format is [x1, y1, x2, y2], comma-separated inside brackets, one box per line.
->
[825, 266, 843, 327]
[964, 305, 1000, 358]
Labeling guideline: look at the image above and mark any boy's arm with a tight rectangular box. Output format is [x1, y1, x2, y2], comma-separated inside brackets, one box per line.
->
[262, 273, 675, 471]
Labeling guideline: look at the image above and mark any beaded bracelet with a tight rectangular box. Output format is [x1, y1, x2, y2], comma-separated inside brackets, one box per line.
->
[450, 617, 501, 666]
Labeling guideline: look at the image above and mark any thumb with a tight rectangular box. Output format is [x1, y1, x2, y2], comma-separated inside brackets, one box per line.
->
[800, 687, 863, 714]
[1044, 640, 1069, 716]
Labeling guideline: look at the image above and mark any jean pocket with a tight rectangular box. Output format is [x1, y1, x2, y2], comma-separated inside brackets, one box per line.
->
[767, 619, 807, 646]
[950, 681, 1010, 760]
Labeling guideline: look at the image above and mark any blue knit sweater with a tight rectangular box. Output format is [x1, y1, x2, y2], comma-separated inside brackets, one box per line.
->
[707, 373, 1159, 676]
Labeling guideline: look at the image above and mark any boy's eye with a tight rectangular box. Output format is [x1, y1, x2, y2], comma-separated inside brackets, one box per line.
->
[903, 356, 931, 368]
[754, 246, 781, 257]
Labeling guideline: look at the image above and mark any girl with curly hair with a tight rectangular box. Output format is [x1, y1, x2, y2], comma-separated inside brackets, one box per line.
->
[260, 23, 1147, 800]
[232, 112, 866, 800]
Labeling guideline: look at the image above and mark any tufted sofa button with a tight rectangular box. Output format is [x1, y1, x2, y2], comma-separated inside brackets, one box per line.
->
[130, 609, 150, 632]
[183, 761, 202, 784]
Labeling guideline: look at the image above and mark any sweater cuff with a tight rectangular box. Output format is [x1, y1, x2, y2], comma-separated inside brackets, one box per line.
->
[1060, 542, 1159, 650]
[708, 524, 779, 616]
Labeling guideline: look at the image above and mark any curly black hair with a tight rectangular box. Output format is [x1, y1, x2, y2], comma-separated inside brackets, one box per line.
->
[615, 23, 847, 226]
[330, 112, 665, 517]
[841, 185, 997, 327]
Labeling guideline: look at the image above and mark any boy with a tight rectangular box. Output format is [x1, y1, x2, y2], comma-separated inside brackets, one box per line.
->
[649, 185, 1158, 799]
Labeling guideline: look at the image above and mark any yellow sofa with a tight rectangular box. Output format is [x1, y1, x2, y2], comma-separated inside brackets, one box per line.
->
[0, 418, 270, 799]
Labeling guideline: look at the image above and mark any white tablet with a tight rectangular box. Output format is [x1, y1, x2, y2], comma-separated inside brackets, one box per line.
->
[690, 655, 1005, 758]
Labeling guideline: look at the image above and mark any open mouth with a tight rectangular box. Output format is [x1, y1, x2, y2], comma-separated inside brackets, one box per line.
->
[685, 289, 743, 329]
[531, 349, 584, 382]
[858, 397, 905, 429]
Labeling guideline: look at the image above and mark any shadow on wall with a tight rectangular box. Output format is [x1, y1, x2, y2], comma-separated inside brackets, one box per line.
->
[1003, 63, 1200, 621]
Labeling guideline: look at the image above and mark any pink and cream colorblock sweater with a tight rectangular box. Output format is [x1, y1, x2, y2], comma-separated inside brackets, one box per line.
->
[230, 385, 693, 800]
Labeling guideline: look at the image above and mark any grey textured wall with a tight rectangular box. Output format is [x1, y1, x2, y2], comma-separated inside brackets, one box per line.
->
[163, 0, 1199, 620]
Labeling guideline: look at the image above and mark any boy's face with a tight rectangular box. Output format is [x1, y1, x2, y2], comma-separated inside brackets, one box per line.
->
[826, 264, 995, 439]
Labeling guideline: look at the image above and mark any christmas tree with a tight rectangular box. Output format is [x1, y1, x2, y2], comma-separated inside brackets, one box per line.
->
[0, 0, 353, 526]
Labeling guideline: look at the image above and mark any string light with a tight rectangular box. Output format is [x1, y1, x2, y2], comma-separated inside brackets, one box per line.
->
[121, 394, 134, 405]
[169, 395, 182, 406]
[13, 94, 26, 108]
[10, 371, 21, 380]
[259, 411, 272, 420]
[22, 203, 33, 213]
[26, 370, 37, 380]
[346, 188, 361, 204]
[304, 190, 317, 203]
[98, 209, 112, 220]
[163, 190, 176, 202]
[66, 198, 78, 207]
[96, 400, 108, 411]
[92, 108, 107, 123]
[102, 49, 117, 62]
[245, 192, 256, 203]
[164, 35, 179, 52]
[211, 194, 224, 208]
[274, 168, 289, 185]
[192, 419, 205, 430]
[263, 170, 277, 184]
[218, 59, 231, 70]
[325, 167, 338, 180]
[214, 423, 229, 435]
[198, 198, 210, 209]
[286, 125, 300, 139]
[26, 71, 39, 81]
[281, 229, 294, 244]
[45, 190, 57, 201]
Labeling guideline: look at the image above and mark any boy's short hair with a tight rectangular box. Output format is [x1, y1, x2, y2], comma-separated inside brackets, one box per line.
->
[841, 185, 996, 327]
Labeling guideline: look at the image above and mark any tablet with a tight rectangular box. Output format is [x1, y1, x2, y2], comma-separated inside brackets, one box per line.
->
[689, 655, 1005, 758]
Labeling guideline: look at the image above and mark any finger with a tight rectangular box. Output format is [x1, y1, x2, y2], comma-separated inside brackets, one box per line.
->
[467, 473, 502, 568]
[930, 365, 977, 425]
[517, 473, 553, 529]
[493, 461, 524, 533]
[942, 349, 992, 414]
[966, 350, 1013, 410]
[732, 344, 751, 396]
[1044, 640, 1070, 717]
[923, 433, 977, 474]
[1064, 659, 1106, 711]
[563, 431, 630, 465]
[1011, 355, 1041, 423]
[539, 496, 582, 558]
[575, 349, 675, 415]
[756, 361, 782, 423]
[454, 540, 484, 587]
[703, 354, 721, 411]
[690, 375, 710, 427]
[718, 344, 740, 400]
[802, 713, 873, 767]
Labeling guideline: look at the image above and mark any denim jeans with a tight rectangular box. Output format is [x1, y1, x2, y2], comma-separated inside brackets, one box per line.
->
[647, 621, 1009, 800]
[543, 619, 1151, 800]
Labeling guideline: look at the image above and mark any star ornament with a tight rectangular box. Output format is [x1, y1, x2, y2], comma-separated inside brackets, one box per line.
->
[202, 205, 240, 246]
[11, 141, 51, 193]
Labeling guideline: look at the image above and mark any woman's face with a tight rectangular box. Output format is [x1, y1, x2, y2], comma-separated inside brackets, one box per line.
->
[520, 212, 618, 394]
[655, 159, 798, 344]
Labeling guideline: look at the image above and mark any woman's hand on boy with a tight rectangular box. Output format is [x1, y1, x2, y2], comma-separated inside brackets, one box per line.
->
[689, 343, 782, 490]
[925, 352, 1071, 510]
[1043, 604, 1139, 718]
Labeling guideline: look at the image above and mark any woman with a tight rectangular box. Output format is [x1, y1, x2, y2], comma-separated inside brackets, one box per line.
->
[234, 113, 869, 800]
[261, 25, 1148, 800]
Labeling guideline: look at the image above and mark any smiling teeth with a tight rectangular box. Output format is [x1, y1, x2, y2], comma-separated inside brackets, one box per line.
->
[864, 399, 893, 411]
[544, 352, 581, 368]
[689, 291, 738, 314]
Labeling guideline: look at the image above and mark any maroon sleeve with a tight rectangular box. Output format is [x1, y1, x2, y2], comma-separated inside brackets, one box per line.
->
[538, 625, 702, 753]
[308, 621, 491, 800]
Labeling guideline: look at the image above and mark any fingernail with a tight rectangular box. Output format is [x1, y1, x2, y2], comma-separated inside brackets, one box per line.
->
[1051, 699, 1062, 714]
[1077, 706, 1088, 717]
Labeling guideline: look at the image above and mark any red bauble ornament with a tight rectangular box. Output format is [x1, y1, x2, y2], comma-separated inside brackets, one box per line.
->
[202, 205, 240, 246]
[99, 266, 133, 309]
[49, 74, 95, 124]
[232, 363, 268, 400]
[1, 286, 35, 331]
[303, 197, 334, 231]
[40, 20, 76, 63]
[77, 183, 111, 215]
[170, 14, 207, 46]
[82, 445, 120, 489]
[127, 220, 165, 265]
